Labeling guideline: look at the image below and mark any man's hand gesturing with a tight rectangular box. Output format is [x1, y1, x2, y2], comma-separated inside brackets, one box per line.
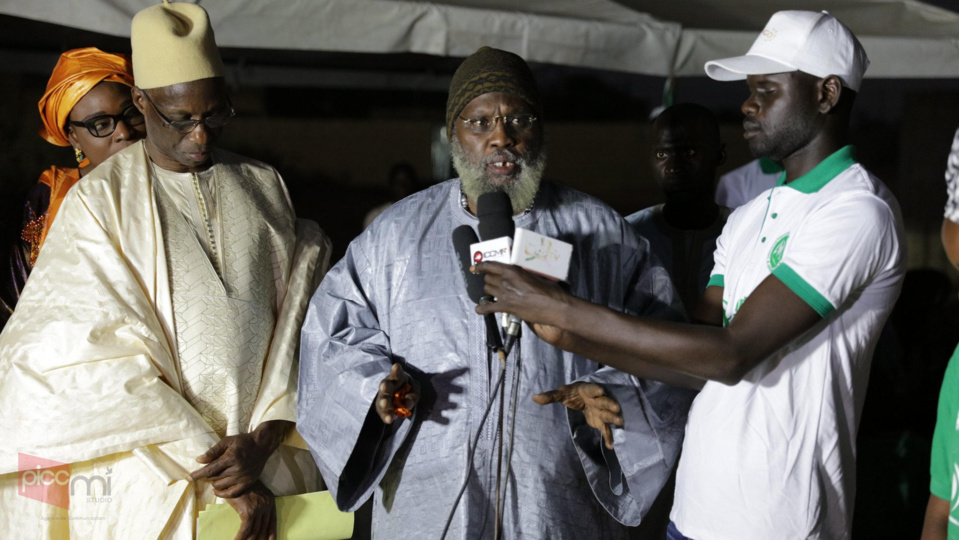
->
[533, 382, 623, 450]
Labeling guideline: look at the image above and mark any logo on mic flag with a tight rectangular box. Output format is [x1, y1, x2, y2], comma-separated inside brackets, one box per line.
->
[470, 237, 513, 264]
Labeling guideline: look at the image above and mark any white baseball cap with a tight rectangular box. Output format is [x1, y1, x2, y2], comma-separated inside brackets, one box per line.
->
[704, 10, 869, 91]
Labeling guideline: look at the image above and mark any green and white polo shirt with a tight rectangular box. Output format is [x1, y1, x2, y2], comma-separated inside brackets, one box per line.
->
[671, 146, 906, 539]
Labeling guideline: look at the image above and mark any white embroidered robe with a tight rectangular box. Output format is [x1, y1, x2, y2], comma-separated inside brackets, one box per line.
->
[0, 141, 330, 538]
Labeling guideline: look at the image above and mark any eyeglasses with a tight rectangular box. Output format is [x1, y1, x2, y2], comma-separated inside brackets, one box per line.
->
[67, 105, 145, 138]
[457, 114, 538, 134]
[140, 90, 235, 134]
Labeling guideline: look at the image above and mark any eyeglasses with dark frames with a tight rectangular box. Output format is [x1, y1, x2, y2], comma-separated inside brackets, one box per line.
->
[140, 90, 235, 134]
[67, 105, 145, 138]
[457, 114, 538, 134]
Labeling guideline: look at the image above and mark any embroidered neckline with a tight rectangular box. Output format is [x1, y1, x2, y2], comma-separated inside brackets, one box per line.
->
[148, 158, 222, 280]
[459, 187, 535, 217]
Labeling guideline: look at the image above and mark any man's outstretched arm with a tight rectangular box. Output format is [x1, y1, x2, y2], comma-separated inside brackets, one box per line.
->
[473, 261, 820, 386]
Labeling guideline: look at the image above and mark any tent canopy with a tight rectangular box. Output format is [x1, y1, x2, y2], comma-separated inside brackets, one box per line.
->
[3, 0, 959, 78]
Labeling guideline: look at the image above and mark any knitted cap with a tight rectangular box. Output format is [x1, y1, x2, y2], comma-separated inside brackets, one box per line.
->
[446, 47, 541, 138]
[131, 1, 225, 89]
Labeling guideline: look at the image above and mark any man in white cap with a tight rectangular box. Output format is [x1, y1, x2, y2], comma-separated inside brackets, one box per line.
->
[472, 10, 906, 539]
[0, 2, 330, 538]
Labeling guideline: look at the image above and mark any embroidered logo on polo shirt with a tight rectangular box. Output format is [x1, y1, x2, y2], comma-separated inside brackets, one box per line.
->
[769, 234, 789, 269]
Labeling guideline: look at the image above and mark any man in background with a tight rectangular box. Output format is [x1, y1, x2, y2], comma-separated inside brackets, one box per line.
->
[628, 103, 729, 314]
[362, 161, 418, 229]
[714, 156, 783, 209]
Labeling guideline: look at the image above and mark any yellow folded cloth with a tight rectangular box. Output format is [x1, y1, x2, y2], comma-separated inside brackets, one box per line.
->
[197, 491, 353, 540]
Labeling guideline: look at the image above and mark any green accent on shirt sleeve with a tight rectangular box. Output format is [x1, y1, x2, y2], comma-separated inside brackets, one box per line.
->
[706, 274, 724, 288]
[771, 264, 834, 317]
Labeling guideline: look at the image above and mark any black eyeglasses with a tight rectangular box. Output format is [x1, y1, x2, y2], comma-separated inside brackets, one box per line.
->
[140, 90, 235, 134]
[67, 105, 145, 138]
[457, 114, 538, 134]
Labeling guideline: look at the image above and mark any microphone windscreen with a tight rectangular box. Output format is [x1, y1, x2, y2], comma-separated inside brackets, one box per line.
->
[477, 192, 514, 241]
[452, 225, 486, 305]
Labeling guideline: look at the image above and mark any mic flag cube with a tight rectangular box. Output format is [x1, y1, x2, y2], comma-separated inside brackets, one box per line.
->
[510, 228, 572, 282]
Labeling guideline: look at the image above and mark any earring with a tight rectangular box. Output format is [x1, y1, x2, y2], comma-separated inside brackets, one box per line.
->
[74, 147, 86, 164]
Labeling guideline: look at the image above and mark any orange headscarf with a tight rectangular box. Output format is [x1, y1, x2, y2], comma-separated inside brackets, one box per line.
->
[37, 47, 135, 147]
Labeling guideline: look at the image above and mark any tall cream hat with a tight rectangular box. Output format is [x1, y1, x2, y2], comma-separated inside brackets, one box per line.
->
[131, 0, 225, 89]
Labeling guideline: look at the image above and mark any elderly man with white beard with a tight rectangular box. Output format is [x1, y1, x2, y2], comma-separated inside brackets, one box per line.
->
[296, 46, 696, 539]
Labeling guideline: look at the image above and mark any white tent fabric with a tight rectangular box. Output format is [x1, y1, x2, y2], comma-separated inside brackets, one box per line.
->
[2, 0, 958, 78]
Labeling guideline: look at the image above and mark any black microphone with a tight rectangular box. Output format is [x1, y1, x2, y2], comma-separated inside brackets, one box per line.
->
[452, 225, 487, 305]
[477, 192, 514, 241]
[476, 193, 522, 355]
[452, 224, 503, 353]
[445, 225, 511, 540]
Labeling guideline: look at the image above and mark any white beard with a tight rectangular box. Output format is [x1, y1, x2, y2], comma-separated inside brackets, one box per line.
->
[451, 136, 547, 214]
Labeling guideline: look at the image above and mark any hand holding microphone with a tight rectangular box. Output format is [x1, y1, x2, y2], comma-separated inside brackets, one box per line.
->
[471, 260, 572, 348]
[472, 192, 573, 352]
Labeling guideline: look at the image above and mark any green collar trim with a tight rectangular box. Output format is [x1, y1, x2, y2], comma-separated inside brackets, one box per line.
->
[776, 145, 856, 194]
[758, 157, 783, 175]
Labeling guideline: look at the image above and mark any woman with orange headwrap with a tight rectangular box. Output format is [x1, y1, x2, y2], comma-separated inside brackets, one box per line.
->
[0, 47, 145, 329]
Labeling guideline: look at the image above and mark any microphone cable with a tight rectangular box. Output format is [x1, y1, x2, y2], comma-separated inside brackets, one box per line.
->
[439, 348, 507, 540]
[493, 346, 507, 540]
[445, 224, 510, 539]
[496, 339, 523, 532]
